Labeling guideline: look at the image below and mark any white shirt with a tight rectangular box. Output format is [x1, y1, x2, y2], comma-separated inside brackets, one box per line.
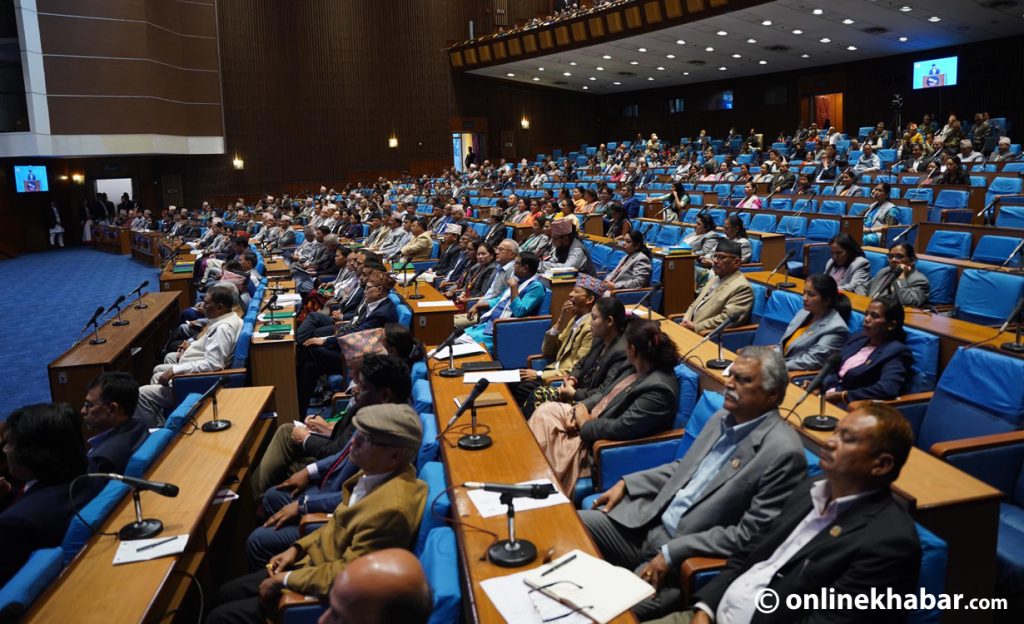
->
[349, 471, 391, 506]
[170, 312, 243, 375]
[704, 481, 879, 623]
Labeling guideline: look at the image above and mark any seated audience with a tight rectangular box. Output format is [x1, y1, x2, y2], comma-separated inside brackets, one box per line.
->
[445, 241, 497, 304]
[834, 170, 862, 197]
[861, 182, 900, 247]
[680, 239, 755, 335]
[778, 274, 851, 372]
[824, 232, 871, 294]
[580, 347, 806, 620]
[659, 404, 919, 624]
[529, 319, 680, 494]
[464, 251, 546, 352]
[395, 217, 432, 263]
[520, 216, 551, 256]
[652, 183, 689, 221]
[317, 549, 432, 624]
[720, 215, 752, 263]
[604, 230, 653, 291]
[852, 143, 881, 175]
[937, 156, 969, 185]
[606, 203, 632, 239]
[821, 297, 914, 404]
[684, 213, 721, 263]
[81, 372, 150, 474]
[540, 218, 595, 274]
[733, 182, 762, 210]
[482, 211, 506, 247]
[867, 243, 931, 308]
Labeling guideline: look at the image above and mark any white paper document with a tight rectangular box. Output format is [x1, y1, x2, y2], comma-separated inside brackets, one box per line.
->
[274, 294, 303, 304]
[465, 479, 570, 518]
[257, 312, 296, 322]
[463, 370, 522, 384]
[480, 569, 591, 624]
[113, 535, 189, 565]
[430, 342, 487, 360]
[212, 488, 239, 505]
[415, 300, 456, 309]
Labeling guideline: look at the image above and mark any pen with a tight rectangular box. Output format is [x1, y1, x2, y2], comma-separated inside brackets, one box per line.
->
[137, 536, 178, 552]
[541, 553, 576, 576]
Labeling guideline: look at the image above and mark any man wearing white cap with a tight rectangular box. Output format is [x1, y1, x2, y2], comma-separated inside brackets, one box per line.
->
[989, 136, 1016, 163]
[957, 139, 985, 164]
[432, 223, 464, 280]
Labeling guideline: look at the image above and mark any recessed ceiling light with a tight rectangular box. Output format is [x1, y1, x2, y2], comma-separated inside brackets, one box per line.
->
[717, 30, 728, 36]
[602, 54, 611, 60]
[613, 81, 622, 85]
[812, 9, 823, 15]
[792, 29, 803, 35]
[532, 77, 539, 81]
[801, 53, 811, 58]
[582, 86, 588, 90]
[506, 73, 515, 77]
[683, 71, 690, 76]
[588, 76, 596, 81]
[657, 66, 666, 70]
[647, 77, 654, 81]
[820, 37, 831, 43]
[537, 67, 544, 71]
[569, 61, 577, 66]
[899, 36, 908, 42]
[563, 71, 572, 76]
[705, 46, 714, 52]
[666, 54, 676, 59]
[638, 47, 647, 52]
[842, 18, 855, 25]
[596, 66, 604, 71]
[747, 38, 757, 44]
[629, 60, 639, 65]
[928, 16, 941, 22]
[718, 66, 727, 71]
[847, 45, 858, 50]
[732, 53, 742, 58]
[762, 19, 772, 26]
[676, 39, 686, 45]
[759, 60, 768, 65]
[899, 6, 912, 12]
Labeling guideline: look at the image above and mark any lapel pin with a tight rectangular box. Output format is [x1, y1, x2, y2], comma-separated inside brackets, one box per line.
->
[829, 525, 842, 537]
[731, 458, 741, 469]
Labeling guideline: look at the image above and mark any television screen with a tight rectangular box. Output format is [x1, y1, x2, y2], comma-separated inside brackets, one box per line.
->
[913, 56, 958, 89]
[707, 90, 734, 111]
[13, 165, 49, 193]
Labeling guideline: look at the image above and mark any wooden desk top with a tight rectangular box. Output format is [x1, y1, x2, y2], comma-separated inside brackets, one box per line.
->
[395, 281, 457, 310]
[428, 356, 635, 624]
[49, 292, 179, 369]
[862, 246, 1018, 274]
[264, 257, 289, 273]
[744, 271, 1021, 353]
[26, 387, 275, 624]
[653, 319, 1001, 510]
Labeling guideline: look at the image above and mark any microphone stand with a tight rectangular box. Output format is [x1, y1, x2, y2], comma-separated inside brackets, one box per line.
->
[1002, 305, 1024, 354]
[457, 397, 492, 450]
[408, 267, 425, 300]
[201, 382, 231, 432]
[803, 383, 839, 431]
[89, 318, 106, 345]
[706, 336, 732, 370]
[133, 289, 148, 310]
[1000, 239, 1024, 273]
[439, 347, 460, 378]
[111, 302, 129, 327]
[488, 492, 539, 567]
[120, 488, 164, 540]
[776, 260, 796, 289]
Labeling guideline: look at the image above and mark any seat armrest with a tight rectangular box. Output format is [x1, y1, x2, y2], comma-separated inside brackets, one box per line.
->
[592, 429, 685, 454]
[680, 556, 728, 600]
[526, 354, 545, 368]
[848, 391, 933, 410]
[667, 313, 685, 323]
[493, 315, 553, 327]
[721, 323, 758, 334]
[789, 368, 817, 381]
[299, 513, 330, 535]
[592, 429, 684, 490]
[279, 589, 322, 611]
[929, 430, 1024, 460]
[172, 367, 248, 380]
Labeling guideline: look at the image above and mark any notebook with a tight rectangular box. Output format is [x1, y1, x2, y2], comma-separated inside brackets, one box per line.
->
[521, 550, 654, 624]
[453, 392, 507, 409]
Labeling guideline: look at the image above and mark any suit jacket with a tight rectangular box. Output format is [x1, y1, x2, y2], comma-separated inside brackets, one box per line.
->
[287, 464, 427, 596]
[539, 315, 593, 382]
[868, 267, 931, 308]
[824, 255, 872, 295]
[610, 409, 806, 564]
[570, 334, 632, 410]
[822, 332, 913, 401]
[399, 232, 433, 262]
[578, 368, 678, 444]
[779, 309, 850, 372]
[0, 481, 88, 585]
[683, 271, 755, 335]
[696, 479, 920, 624]
[483, 223, 507, 247]
[607, 252, 652, 290]
[87, 418, 151, 475]
[432, 243, 463, 278]
[328, 297, 399, 347]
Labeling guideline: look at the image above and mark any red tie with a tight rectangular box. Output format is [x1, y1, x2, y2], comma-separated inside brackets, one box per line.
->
[321, 439, 354, 487]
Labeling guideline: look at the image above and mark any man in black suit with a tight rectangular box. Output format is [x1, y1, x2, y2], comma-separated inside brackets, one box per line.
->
[652, 403, 920, 624]
[81, 372, 150, 475]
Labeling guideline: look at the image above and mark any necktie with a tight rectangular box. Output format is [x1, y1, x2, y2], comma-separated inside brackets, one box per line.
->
[321, 439, 354, 487]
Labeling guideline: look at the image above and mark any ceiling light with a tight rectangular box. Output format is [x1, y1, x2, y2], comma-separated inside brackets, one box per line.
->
[899, 36, 908, 42]
[928, 16, 941, 22]
[630, 60, 639, 65]
[812, 9, 823, 15]
[718, 66, 727, 71]
[792, 29, 803, 35]
[899, 6, 912, 12]
[613, 81, 622, 85]
[676, 39, 686, 45]
[717, 30, 728, 36]
[683, 71, 690, 75]
[588, 76, 596, 81]
[506, 73, 515, 77]
[532, 77, 540, 81]
[762, 19, 772, 26]
[819, 37, 831, 43]
[638, 47, 647, 52]
[596, 66, 604, 70]
[847, 45, 858, 50]
[602, 54, 611, 59]
[647, 77, 654, 81]
[563, 71, 572, 76]
[732, 53, 742, 58]
[582, 86, 588, 90]
[842, 18, 855, 24]
[758, 60, 767, 65]
[801, 53, 811, 58]
[705, 46, 714, 52]
[656, 66, 665, 70]
[569, 61, 577, 66]
[537, 67, 544, 71]
[746, 38, 757, 44]
[666, 54, 676, 59]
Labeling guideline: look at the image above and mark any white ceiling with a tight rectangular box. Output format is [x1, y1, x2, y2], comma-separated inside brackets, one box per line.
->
[466, 0, 1024, 94]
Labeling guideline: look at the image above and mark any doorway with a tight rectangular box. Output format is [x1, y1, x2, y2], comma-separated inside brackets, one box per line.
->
[94, 177, 134, 209]
[452, 132, 483, 172]
[808, 92, 843, 131]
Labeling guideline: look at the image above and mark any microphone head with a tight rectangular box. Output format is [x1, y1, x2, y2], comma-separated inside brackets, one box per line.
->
[94, 305, 106, 316]
[453, 326, 466, 338]
[825, 353, 843, 371]
[163, 484, 180, 497]
[474, 378, 490, 392]
[785, 249, 796, 259]
[140, 280, 150, 288]
[113, 295, 125, 306]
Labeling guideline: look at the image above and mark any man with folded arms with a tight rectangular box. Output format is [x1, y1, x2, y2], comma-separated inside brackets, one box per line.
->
[653, 404, 919, 624]
[580, 347, 806, 620]
[207, 403, 428, 624]
[81, 372, 149, 475]
[680, 239, 754, 336]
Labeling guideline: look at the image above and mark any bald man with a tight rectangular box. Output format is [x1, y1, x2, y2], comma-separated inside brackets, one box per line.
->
[318, 549, 432, 624]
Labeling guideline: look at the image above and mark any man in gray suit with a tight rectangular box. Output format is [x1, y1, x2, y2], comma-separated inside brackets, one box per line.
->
[580, 347, 806, 620]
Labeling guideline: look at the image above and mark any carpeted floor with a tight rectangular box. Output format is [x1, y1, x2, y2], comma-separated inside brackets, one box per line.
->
[0, 247, 158, 418]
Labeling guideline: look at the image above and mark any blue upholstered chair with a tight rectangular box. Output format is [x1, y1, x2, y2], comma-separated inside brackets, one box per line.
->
[971, 235, 1024, 268]
[953, 269, 1024, 326]
[0, 547, 65, 620]
[924, 230, 972, 259]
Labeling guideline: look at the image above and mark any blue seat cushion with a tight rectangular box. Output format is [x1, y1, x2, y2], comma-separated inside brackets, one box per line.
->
[998, 503, 1024, 594]
[420, 528, 462, 624]
[0, 547, 64, 617]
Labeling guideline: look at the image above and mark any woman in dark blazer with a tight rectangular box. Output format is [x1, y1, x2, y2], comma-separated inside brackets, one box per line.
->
[823, 232, 872, 295]
[447, 242, 498, 304]
[779, 274, 851, 371]
[821, 297, 914, 404]
[529, 317, 680, 494]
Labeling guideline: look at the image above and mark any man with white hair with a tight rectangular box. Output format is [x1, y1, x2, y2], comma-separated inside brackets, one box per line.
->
[988, 136, 1016, 163]
[957, 139, 985, 164]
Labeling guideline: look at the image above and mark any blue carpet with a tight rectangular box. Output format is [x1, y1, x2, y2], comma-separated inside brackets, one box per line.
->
[0, 248, 158, 417]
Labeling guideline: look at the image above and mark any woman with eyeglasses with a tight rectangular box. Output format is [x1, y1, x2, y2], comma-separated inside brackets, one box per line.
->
[866, 243, 931, 308]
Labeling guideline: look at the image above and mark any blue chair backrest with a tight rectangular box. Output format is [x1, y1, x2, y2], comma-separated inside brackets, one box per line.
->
[675, 391, 725, 459]
[389, 293, 413, 327]
[415, 462, 450, 556]
[793, 199, 817, 214]
[656, 225, 683, 246]
[0, 547, 65, 618]
[673, 364, 701, 429]
[904, 187, 933, 203]
[864, 249, 888, 276]
[294, 230, 305, 245]
[734, 212, 752, 227]
[604, 249, 626, 272]
[749, 213, 776, 232]
[776, 215, 808, 237]
[60, 480, 132, 563]
[750, 289, 803, 346]
[749, 282, 768, 322]
[231, 320, 254, 369]
[417, 412, 439, 470]
[411, 378, 433, 414]
[651, 257, 663, 284]
[411, 360, 428, 383]
[708, 209, 726, 226]
[971, 235, 1023, 267]
[420, 528, 461, 624]
[915, 260, 957, 306]
[748, 238, 763, 263]
[911, 524, 948, 624]
[898, 325, 940, 394]
[933, 189, 969, 210]
[683, 208, 701, 223]
[806, 219, 839, 242]
[924, 231, 972, 258]
[770, 198, 792, 212]
[537, 287, 552, 315]
[954, 269, 1024, 325]
[493, 317, 551, 368]
[125, 428, 175, 477]
[996, 205, 1024, 228]
[590, 244, 610, 271]
[918, 348, 1024, 450]
[986, 177, 1022, 206]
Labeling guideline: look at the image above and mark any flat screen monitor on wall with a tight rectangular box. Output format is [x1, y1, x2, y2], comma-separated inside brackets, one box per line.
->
[13, 165, 49, 193]
[913, 56, 958, 89]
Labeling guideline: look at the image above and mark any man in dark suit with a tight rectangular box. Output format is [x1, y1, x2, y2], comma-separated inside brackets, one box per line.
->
[81, 372, 150, 475]
[654, 404, 919, 624]
[770, 161, 796, 194]
[580, 347, 807, 619]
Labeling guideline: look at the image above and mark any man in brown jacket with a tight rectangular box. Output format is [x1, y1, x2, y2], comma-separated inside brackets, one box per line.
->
[207, 404, 428, 624]
[680, 239, 754, 335]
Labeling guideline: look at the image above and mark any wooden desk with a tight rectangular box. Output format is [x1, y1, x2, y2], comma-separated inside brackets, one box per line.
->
[264, 257, 290, 278]
[48, 291, 180, 405]
[26, 387, 275, 624]
[91, 224, 131, 255]
[745, 271, 1024, 367]
[655, 320, 1000, 623]
[250, 282, 299, 422]
[652, 251, 696, 315]
[748, 231, 786, 270]
[130, 231, 164, 267]
[428, 356, 636, 624]
[395, 281, 458, 346]
[548, 277, 577, 318]
[581, 213, 605, 236]
[160, 264, 196, 309]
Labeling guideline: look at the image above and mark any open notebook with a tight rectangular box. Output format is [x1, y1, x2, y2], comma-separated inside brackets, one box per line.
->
[522, 550, 654, 623]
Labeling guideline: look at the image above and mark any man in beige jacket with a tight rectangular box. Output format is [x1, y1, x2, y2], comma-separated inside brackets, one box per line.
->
[680, 238, 754, 335]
